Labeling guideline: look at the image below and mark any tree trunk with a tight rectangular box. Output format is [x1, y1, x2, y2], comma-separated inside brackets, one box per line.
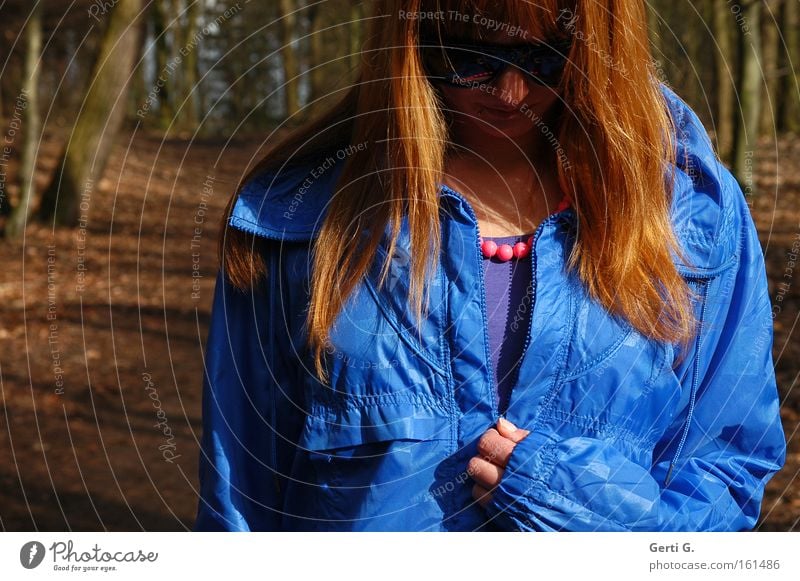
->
[128, 11, 150, 126]
[180, 0, 201, 131]
[713, 0, 735, 162]
[680, 3, 703, 109]
[37, 0, 143, 225]
[732, 0, 762, 196]
[5, 2, 42, 238]
[646, 0, 661, 66]
[152, 0, 173, 130]
[278, 0, 300, 118]
[308, 3, 325, 107]
[782, 0, 800, 132]
[350, 0, 363, 74]
[760, 0, 781, 135]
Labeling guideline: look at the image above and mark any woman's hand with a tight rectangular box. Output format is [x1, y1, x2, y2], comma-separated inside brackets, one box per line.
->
[469, 418, 530, 507]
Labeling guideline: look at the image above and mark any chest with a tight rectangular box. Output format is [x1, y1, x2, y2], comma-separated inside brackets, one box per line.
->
[440, 164, 564, 238]
[280, 211, 685, 464]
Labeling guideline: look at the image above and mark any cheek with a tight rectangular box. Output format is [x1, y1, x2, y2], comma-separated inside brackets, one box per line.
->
[521, 84, 560, 108]
[438, 87, 479, 116]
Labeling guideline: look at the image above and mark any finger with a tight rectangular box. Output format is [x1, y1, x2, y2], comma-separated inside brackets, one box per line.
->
[497, 417, 530, 443]
[472, 483, 493, 508]
[467, 455, 503, 489]
[477, 428, 516, 468]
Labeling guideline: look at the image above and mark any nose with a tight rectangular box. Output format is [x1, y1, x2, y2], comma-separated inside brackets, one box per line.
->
[492, 65, 530, 107]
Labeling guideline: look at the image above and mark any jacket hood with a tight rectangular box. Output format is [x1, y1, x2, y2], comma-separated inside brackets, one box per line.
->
[229, 84, 741, 273]
[229, 158, 346, 242]
[661, 85, 741, 276]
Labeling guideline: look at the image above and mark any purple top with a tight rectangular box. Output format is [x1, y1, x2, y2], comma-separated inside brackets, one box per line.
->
[481, 233, 535, 414]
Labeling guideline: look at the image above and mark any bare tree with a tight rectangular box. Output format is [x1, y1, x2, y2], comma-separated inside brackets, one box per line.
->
[732, 0, 762, 193]
[37, 0, 143, 225]
[308, 1, 326, 108]
[760, 0, 781, 135]
[278, 0, 300, 119]
[349, 0, 364, 73]
[781, 0, 800, 133]
[713, 0, 735, 162]
[5, 1, 42, 238]
[179, 0, 201, 131]
[152, 0, 174, 130]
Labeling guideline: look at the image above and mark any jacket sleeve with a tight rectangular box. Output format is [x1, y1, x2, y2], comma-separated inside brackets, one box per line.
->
[193, 263, 303, 531]
[485, 158, 786, 533]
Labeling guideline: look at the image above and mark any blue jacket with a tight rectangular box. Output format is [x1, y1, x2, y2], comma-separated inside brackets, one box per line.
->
[193, 87, 786, 531]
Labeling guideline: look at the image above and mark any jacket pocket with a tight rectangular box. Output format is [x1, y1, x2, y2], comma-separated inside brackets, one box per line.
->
[290, 400, 452, 530]
[300, 399, 452, 451]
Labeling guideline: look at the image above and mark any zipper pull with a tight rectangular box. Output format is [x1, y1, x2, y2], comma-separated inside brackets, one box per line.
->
[664, 464, 675, 487]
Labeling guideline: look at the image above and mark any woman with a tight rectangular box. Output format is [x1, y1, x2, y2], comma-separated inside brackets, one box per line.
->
[194, 0, 785, 531]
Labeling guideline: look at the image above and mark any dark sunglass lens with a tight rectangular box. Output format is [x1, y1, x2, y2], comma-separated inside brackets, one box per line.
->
[526, 60, 566, 85]
[422, 45, 498, 85]
[422, 40, 569, 87]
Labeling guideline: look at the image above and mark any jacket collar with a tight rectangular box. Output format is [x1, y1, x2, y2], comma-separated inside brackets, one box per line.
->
[229, 159, 346, 242]
[661, 84, 739, 275]
[230, 86, 739, 273]
[227, 158, 502, 241]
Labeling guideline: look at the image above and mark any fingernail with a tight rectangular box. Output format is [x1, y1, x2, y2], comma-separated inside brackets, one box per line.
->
[499, 417, 517, 432]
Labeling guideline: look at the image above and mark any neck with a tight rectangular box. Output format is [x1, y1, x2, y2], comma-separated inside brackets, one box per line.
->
[441, 109, 566, 237]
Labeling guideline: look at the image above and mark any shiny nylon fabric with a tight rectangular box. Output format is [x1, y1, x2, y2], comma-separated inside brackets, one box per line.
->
[194, 86, 786, 531]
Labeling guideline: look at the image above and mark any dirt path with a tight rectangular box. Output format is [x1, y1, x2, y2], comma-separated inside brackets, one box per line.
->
[0, 132, 797, 531]
[0, 132, 270, 530]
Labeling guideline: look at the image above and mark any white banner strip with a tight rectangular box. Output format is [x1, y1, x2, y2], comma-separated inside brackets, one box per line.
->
[1, 532, 797, 580]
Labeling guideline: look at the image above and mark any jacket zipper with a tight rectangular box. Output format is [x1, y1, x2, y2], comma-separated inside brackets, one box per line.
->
[472, 218, 500, 421]
[441, 185, 564, 423]
[664, 275, 710, 486]
[494, 215, 562, 420]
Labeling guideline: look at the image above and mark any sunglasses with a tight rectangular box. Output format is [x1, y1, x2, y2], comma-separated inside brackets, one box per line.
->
[420, 38, 572, 88]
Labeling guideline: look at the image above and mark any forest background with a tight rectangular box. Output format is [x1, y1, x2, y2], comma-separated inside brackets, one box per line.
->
[0, 0, 797, 530]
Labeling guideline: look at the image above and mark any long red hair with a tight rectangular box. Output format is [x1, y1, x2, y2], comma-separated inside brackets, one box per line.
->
[221, 0, 696, 384]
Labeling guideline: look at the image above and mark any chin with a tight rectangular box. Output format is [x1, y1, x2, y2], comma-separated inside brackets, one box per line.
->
[474, 121, 536, 141]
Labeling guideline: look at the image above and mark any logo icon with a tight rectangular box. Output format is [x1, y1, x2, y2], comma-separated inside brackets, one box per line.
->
[20, 541, 46, 569]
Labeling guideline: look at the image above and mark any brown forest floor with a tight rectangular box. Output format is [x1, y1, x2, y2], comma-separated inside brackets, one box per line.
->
[0, 131, 797, 531]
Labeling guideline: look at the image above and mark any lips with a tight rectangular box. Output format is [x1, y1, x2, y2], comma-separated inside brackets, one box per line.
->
[482, 105, 518, 114]
[479, 105, 520, 120]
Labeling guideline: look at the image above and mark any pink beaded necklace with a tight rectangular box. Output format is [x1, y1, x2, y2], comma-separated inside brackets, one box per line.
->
[478, 195, 572, 262]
